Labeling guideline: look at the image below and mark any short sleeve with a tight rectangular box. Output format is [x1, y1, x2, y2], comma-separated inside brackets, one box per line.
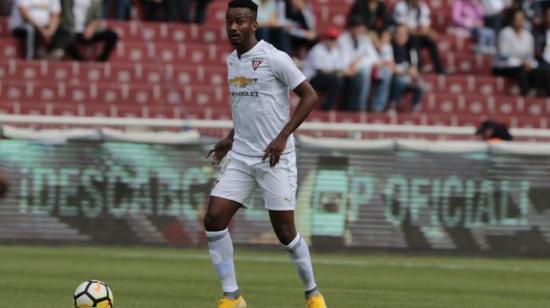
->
[271, 50, 306, 90]
[51, 0, 61, 14]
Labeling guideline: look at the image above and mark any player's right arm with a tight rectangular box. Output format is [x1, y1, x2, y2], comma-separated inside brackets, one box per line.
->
[205, 129, 234, 165]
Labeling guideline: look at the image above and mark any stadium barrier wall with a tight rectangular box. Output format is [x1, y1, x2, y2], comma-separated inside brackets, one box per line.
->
[1, 129, 550, 256]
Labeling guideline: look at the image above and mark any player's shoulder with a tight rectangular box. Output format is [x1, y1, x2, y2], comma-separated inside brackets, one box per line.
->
[260, 40, 290, 60]
[264, 44, 298, 74]
[226, 50, 238, 63]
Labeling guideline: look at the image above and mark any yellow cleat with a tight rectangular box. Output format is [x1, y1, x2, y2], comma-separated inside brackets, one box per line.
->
[306, 294, 327, 308]
[217, 295, 247, 308]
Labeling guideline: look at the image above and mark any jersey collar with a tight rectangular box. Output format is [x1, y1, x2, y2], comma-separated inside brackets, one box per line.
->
[237, 40, 265, 60]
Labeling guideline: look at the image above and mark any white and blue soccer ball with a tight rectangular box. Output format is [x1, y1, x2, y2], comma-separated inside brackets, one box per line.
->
[74, 280, 114, 308]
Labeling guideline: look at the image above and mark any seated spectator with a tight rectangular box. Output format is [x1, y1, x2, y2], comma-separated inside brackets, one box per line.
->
[338, 17, 391, 112]
[0, 0, 13, 16]
[280, 0, 318, 57]
[142, 0, 178, 22]
[102, 0, 132, 20]
[389, 25, 424, 112]
[452, 0, 496, 54]
[181, 0, 213, 24]
[10, 0, 63, 60]
[303, 27, 345, 111]
[254, 0, 289, 52]
[493, 9, 550, 96]
[512, 0, 544, 28]
[480, 0, 511, 33]
[392, 0, 446, 74]
[371, 35, 394, 112]
[475, 120, 513, 143]
[57, 0, 119, 62]
[535, 5, 550, 66]
[347, 0, 389, 48]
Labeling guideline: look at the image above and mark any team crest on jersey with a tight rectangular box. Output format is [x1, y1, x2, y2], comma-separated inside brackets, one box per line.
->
[252, 57, 263, 71]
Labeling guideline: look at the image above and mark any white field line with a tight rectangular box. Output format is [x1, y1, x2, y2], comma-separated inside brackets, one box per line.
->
[100, 251, 550, 274]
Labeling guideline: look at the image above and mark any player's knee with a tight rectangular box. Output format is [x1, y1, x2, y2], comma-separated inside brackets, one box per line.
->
[274, 225, 297, 246]
[203, 211, 226, 231]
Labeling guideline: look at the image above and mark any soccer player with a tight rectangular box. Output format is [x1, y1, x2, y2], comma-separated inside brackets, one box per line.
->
[204, 1, 326, 307]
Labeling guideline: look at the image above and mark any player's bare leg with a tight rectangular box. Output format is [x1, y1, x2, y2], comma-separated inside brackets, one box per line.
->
[204, 196, 247, 308]
[269, 210, 327, 308]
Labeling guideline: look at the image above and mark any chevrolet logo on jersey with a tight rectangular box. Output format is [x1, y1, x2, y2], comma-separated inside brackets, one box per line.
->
[229, 76, 258, 88]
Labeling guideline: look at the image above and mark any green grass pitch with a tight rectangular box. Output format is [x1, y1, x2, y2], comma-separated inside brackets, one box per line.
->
[0, 245, 549, 307]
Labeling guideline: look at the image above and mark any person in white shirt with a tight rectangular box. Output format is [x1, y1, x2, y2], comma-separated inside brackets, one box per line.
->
[338, 16, 392, 111]
[492, 8, 550, 96]
[58, 0, 119, 61]
[534, 6, 550, 95]
[204, 1, 326, 308]
[303, 27, 346, 110]
[393, 0, 445, 74]
[539, 5, 550, 64]
[10, 0, 62, 59]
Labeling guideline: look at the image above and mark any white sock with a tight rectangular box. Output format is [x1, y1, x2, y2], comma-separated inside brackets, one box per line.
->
[284, 234, 318, 294]
[206, 228, 239, 296]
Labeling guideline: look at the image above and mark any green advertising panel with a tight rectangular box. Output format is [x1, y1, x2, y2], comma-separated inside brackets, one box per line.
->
[1, 140, 549, 255]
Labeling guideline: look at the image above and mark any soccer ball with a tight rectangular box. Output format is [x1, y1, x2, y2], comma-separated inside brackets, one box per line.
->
[74, 280, 114, 308]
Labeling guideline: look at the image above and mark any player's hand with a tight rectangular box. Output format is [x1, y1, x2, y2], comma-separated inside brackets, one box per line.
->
[205, 138, 233, 166]
[263, 134, 288, 167]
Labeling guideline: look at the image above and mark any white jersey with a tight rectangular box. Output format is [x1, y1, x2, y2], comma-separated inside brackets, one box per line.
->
[227, 40, 306, 157]
[10, 0, 61, 30]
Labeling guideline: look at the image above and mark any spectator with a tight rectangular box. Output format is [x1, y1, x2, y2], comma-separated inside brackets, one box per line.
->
[347, 0, 389, 47]
[102, 0, 132, 20]
[371, 34, 394, 112]
[338, 17, 390, 112]
[535, 6, 550, 66]
[512, 0, 544, 27]
[142, 0, 178, 22]
[389, 25, 424, 112]
[492, 9, 549, 96]
[0, 0, 13, 16]
[480, 0, 511, 33]
[254, 0, 288, 51]
[475, 120, 513, 143]
[392, 0, 446, 74]
[181, 0, 213, 24]
[10, 0, 63, 60]
[58, 0, 119, 62]
[280, 0, 317, 57]
[452, 0, 496, 54]
[303, 27, 345, 111]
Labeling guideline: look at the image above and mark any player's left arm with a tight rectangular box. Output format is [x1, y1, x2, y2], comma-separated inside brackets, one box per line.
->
[263, 80, 318, 167]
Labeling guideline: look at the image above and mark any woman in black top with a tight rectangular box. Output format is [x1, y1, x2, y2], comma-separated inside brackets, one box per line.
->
[347, 0, 389, 47]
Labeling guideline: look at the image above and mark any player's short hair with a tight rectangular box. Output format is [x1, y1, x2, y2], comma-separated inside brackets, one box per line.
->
[227, 0, 258, 14]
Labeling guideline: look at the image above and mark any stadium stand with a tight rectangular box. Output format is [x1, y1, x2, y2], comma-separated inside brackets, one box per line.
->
[0, 0, 549, 142]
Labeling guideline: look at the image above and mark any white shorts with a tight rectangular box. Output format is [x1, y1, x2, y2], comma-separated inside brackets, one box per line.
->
[210, 150, 297, 211]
